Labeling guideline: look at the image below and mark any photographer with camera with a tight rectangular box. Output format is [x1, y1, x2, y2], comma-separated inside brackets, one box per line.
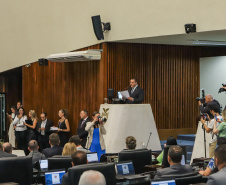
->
[199, 94, 220, 119]
[85, 111, 107, 161]
[200, 104, 222, 158]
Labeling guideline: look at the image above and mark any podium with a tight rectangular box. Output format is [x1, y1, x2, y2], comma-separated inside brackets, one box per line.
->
[99, 104, 161, 153]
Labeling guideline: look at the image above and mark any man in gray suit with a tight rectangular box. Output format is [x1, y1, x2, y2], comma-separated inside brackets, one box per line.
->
[27, 140, 46, 165]
[154, 145, 193, 179]
[0, 142, 17, 158]
[207, 144, 226, 185]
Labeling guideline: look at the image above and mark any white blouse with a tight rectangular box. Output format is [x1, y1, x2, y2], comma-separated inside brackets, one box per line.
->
[13, 115, 27, 131]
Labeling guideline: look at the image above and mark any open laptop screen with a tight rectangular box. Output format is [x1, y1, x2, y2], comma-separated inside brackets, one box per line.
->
[87, 152, 99, 163]
[151, 179, 176, 185]
[45, 170, 65, 185]
[116, 161, 135, 175]
[40, 159, 48, 171]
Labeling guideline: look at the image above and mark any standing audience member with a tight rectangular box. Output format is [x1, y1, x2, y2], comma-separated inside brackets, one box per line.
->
[62, 142, 77, 156]
[154, 146, 193, 179]
[13, 107, 27, 151]
[15, 101, 22, 116]
[69, 135, 90, 153]
[201, 104, 222, 158]
[58, 109, 70, 147]
[157, 136, 178, 165]
[2, 142, 17, 156]
[43, 133, 63, 158]
[78, 170, 106, 185]
[37, 112, 53, 151]
[62, 151, 88, 185]
[207, 144, 226, 185]
[77, 110, 92, 148]
[25, 110, 38, 142]
[0, 142, 17, 157]
[27, 140, 46, 165]
[7, 106, 17, 148]
[85, 111, 106, 161]
[125, 136, 137, 150]
[213, 109, 226, 144]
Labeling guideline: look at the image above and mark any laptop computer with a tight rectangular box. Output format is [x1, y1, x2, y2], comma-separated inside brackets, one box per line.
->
[116, 161, 144, 180]
[151, 179, 176, 185]
[87, 152, 99, 163]
[40, 159, 48, 171]
[45, 169, 65, 185]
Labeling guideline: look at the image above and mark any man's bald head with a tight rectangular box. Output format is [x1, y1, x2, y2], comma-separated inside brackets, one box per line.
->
[28, 140, 39, 151]
[78, 170, 106, 185]
[205, 94, 213, 103]
[3, 142, 13, 153]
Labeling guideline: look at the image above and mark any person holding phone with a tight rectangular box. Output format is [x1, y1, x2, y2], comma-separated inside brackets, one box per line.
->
[201, 104, 222, 158]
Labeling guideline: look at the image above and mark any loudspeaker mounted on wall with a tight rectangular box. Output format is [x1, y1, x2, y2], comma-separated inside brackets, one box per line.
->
[91, 15, 111, 40]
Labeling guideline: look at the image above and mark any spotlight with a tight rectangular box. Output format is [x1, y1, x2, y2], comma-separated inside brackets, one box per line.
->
[184, 24, 196, 34]
[38, 58, 48, 66]
[102, 22, 111, 32]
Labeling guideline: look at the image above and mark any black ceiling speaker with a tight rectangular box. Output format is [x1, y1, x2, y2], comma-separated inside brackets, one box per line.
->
[184, 23, 196, 34]
[91, 15, 104, 40]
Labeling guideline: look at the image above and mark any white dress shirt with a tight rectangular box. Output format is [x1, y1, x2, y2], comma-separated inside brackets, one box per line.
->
[41, 119, 47, 135]
[13, 115, 27, 131]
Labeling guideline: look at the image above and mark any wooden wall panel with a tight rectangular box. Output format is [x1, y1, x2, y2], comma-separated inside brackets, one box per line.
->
[22, 45, 101, 136]
[22, 42, 226, 139]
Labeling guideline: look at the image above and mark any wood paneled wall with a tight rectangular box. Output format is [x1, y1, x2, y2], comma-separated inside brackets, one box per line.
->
[22, 42, 226, 139]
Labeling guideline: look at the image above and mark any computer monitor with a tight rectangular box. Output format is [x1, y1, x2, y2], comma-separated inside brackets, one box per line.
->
[48, 157, 72, 172]
[87, 152, 99, 163]
[45, 169, 65, 185]
[151, 179, 176, 185]
[118, 149, 152, 174]
[40, 159, 48, 171]
[116, 161, 135, 175]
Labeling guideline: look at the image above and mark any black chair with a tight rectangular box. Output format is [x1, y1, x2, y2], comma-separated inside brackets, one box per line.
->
[68, 163, 116, 185]
[118, 149, 152, 174]
[162, 145, 187, 167]
[0, 156, 33, 185]
[160, 172, 202, 185]
[100, 153, 118, 162]
[48, 157, 72, 172]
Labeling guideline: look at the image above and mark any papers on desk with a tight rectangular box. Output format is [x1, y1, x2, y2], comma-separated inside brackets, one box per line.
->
[119, 90, 130, 98]
[50, 127, 59, 131]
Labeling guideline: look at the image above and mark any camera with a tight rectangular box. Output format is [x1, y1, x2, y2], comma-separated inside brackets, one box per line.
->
[218, 83, 226, 94]
[196, 89, 205, 104]
[97, 116, 107, 122]
[201, 113, 209, 121]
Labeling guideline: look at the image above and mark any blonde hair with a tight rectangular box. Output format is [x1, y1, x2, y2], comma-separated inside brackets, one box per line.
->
[222, 109, 226, 122]
[62, 142, 77, 156]
[29, 110, 38, 120]
[126, 136, 137, 150]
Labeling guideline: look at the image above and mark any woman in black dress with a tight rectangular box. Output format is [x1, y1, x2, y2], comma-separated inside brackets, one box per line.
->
[58, 109, 70, 147]
[24, 110, 38, 142]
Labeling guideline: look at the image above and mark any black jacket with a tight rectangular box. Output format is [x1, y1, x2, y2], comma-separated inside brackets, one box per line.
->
[199, 99, 220, 119]
[76, 117, 92, 148]
[43, 145, 63, 158]
[126, 86, 144, 104]
[36, 119, 53, 136]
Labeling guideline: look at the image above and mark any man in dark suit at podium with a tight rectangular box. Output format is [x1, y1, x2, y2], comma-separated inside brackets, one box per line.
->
[76, 110, 92, 148]
[125, 78, 144, 104]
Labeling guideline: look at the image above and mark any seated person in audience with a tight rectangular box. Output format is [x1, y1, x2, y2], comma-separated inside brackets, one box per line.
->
[27, 140, 46, 165]
[78, 170, 106, 185]
[69, 135, 90, 153]
[207, 144, 226, 185]
[157, 136, 177, 165]
[0, 142, 17, 157]
[154, 145, 193, 179]
[62, 142, 77, 156]
[43, 133, 63, 158]
[125, 136, 136, 150]
[62, 151, 88, 185]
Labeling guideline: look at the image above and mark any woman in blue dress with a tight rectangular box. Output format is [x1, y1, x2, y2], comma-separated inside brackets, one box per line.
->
[85, 111, 106, 161]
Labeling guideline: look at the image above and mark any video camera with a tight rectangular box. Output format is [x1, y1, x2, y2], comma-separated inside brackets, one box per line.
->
[196, 89, 205, 104]
[97, 115, 107, 122]
[218, 83, 226, 94]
